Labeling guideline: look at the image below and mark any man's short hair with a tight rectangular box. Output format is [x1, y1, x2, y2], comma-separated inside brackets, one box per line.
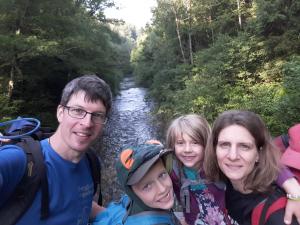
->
[60, 75, 112, 113]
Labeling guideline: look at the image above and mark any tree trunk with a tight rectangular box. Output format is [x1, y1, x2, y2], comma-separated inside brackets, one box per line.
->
[208, 2, 214, 44]
[171, 4, 187, 64]
[8, 63, 15, 98]
[7, 0, 30, 99]
[236, 0, 242, 29]
[187, 0, 193, 65]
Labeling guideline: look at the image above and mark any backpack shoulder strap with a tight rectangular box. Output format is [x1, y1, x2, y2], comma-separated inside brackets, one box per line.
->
[252, 200, 265, 225]
[252, 190, 286, 225]
[85, 149, 102, 205]
[281, 134, 289, 149]
[263, 197, 286, 223]
[0, 136, 49, 225]
[17, 137, 50, 219]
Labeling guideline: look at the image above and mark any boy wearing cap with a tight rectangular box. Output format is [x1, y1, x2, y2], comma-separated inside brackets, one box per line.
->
[92, 143, 181, 225]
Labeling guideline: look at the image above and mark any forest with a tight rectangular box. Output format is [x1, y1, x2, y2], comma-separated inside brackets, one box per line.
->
[132, 0, 300, 135]
[0, 0, 300, 135]
[0, 0, 135, 126]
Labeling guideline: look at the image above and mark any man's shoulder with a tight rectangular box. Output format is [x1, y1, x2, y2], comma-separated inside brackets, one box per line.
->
[39, 138, 49, 152]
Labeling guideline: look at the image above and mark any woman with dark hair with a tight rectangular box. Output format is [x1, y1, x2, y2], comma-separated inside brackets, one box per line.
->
[204, 110, 300, 225]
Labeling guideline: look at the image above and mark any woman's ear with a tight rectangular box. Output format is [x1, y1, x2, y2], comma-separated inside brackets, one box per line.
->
[255, 154, 259, 163]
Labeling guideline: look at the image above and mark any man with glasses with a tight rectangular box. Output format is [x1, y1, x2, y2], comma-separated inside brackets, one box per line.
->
[0, 75, 112, 225]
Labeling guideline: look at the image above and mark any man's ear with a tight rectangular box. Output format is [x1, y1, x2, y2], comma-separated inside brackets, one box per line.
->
[57, 105, 64, 123]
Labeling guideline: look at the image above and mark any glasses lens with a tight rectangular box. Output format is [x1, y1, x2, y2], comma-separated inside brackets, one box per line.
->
[91, 113, 107, 124]
[68, 107, 86, 119]
[65, 106, 107, 124]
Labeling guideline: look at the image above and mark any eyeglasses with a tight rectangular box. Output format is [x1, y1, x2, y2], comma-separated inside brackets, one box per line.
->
[63, 105, 107, 124]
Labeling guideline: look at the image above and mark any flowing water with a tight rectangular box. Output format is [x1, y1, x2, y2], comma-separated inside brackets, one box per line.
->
[94, 77, 162, 205]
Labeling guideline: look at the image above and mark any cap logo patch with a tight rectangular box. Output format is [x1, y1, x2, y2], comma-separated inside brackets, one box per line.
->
[120, 148, 134, 170]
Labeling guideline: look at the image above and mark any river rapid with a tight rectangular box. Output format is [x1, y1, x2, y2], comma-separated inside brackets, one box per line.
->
[94, 77, 163, 205]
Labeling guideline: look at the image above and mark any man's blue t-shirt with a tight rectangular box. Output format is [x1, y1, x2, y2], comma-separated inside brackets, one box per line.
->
[0, 139, 94, 225]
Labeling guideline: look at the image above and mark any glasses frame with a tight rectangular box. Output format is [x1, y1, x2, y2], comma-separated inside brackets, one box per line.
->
[62, 105, 107, 125]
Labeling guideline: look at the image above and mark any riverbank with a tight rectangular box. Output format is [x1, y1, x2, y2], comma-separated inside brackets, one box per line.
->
[94, 77, 161, 205]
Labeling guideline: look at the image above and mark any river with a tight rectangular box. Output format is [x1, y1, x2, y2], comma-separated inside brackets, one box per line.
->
[94, 77, 163, 205]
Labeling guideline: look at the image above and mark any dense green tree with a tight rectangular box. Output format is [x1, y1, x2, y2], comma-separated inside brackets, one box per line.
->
[0, 0, 132, 124]
[276, 56, 300, 131]
[132, 0, 300, 135]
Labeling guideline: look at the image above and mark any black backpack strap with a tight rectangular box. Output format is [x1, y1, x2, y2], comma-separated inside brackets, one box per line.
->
[18, 137, 50, 219]
[0, 137, 49, 225]
[85, 150, 102, 205]
[258, 197, 274, 225]
[281, 134, 289, 149]
[257, 188, 286, 225]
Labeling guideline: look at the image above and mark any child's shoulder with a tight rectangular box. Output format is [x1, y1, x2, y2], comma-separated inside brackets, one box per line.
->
[127, 211, 179, 225]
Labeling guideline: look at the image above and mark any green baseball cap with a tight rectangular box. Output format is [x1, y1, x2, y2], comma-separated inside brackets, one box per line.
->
[116, 142, 172, 188]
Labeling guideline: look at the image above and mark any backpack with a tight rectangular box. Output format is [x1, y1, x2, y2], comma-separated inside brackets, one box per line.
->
[251, 187, 299, 225]
[251, 123, 300, 225]
[170, 159, 226, 214]
[0, 117, 102, 225]
[273, 123, 300, 180]
[92, 195, 179, 225]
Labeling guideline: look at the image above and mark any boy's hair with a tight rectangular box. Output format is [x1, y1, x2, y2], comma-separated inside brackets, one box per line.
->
[204, 110, 281, 193]
[166, 114, 211, 151]
[60, 74, 112, 113]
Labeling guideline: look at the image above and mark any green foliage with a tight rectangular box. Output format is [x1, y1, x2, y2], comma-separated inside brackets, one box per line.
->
[151, 64, 190, 104]
[0, 0, 132, 123]
[132, 0, 300, 135]
[132, 28, 180, 88]
[0, 94, 23, 122]
[224, 82, 283, 134]
[276, 56, 300, 130]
